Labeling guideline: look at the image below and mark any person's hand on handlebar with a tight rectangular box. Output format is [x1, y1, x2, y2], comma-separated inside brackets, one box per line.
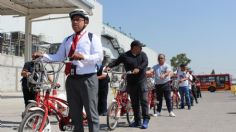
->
[32, 52, 43, 59]
[104, 66, 111, 72]
[71, 52, 84, 60]
[132, 68, 140, 74]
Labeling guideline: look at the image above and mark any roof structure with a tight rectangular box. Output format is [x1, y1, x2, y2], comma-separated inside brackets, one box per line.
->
[0, 0, 94, 61]
[0, 0, 94, 16]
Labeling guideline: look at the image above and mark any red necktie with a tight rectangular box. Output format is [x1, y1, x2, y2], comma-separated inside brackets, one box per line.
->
[64, 34, 79, 75]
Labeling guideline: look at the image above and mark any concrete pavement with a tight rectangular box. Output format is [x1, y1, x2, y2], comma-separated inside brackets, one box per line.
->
[1, 91, 236, 132]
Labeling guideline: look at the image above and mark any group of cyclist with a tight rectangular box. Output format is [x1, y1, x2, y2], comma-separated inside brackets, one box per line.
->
[20, 8, 201, 132]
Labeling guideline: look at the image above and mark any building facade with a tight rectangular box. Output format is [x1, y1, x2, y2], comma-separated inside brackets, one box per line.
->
[0, 1, 157, 92]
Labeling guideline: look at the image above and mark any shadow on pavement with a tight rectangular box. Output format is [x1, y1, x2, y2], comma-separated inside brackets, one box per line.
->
[0, 120, 20, 130]
[226, 112, 236, 114]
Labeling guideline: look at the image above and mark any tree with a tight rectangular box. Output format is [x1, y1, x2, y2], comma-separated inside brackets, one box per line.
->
[211, 69, 215, 74]
[170, 53, 191, 71]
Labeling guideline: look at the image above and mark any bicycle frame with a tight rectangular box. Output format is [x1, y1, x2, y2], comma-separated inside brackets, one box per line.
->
[19, 58, 79, 131]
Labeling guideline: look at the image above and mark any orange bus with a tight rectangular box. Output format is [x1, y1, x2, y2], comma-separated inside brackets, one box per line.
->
[195, 74, 232, 92]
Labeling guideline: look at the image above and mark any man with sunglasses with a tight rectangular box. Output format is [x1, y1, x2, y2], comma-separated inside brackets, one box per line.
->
[147, 54, 175, 117]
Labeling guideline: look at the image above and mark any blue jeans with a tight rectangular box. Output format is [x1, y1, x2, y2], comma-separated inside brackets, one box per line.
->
[179, 86, 191, 108]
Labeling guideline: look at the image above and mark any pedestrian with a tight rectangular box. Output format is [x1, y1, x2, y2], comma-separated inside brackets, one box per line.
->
[187, 69, 194, 106]
[189, 70, 198, 104]
[196, 79, 202, 98]
[33, 9, 103, 132]
[147, 54, 176, 117]
[21, 56, 36, 107]
[97, 56, 110, 116]
[177, 64, 191, 110]
[105, 40, 150, 129]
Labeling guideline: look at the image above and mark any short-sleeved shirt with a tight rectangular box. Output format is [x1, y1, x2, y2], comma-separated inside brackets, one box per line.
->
[177, 70, 190, 87]
[152, 63, 172, 85]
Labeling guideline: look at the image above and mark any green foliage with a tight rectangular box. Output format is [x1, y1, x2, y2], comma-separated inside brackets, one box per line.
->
[211, 69, 215, 74]
[170, 53, 191, 70]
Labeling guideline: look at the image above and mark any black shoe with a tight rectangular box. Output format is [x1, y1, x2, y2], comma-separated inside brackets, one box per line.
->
[188, 106, 191, 110]
[129, 121, 141, 127]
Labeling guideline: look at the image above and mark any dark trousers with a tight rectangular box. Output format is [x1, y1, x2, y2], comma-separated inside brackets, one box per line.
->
[98, 82, 109, 115]
[155, 82, 173, 113]
[191, 85, 198, 103]
[22, 84, 35, 107]
[127, 81, 150, 122]
[197, 86, 202, 98]
[66, 74, 99, 132]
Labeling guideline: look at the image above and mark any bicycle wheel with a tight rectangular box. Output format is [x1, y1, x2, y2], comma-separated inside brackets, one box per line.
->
[126, 102, 134, 125]
[18, 110, 50, 132]
[176, 96, 180, 109]
[172, 95, 178, 109]
[107, 102, 119, 130]
[22, 102, 37, 118]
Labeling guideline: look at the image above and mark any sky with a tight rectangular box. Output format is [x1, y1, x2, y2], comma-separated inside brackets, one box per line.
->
[99, 0, 236, 77]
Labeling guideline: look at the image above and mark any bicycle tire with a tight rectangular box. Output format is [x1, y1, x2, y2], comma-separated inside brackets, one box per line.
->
[126, 102, 134, 125]
[107, 102, 119, 130]
[22, 102, 37, 118]
[18, 110, 50, 132]
[176, 97, 180, 109]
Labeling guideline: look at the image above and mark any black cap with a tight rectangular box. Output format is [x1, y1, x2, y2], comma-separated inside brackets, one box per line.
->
[180, 64, 187, 67]
[130, 40, 145, 48]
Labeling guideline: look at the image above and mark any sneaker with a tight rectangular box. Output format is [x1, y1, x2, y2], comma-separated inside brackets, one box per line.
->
[188, 106, 191, 110]
[141, 119, 149, 129]
[152, 113, 157, 117]
[169, 111, 176, 117]
[129, 121, 141, 127]
[156, 112, 161, 116]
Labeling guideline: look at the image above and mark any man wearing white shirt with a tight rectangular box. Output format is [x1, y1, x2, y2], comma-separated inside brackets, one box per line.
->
[148, 54, 175, 117]
[177, 64, 191, 110]
[33, 9, 103, 132]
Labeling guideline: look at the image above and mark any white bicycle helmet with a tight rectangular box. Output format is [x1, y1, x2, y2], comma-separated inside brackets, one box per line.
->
[69, 9, 89, 22]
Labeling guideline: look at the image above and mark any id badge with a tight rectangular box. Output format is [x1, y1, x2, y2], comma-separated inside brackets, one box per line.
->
[70, 64, 77, 75]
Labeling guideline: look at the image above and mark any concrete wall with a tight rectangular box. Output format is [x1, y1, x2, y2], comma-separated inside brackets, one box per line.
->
[0, 54, 23, 92]
[0, 54, 66, 92]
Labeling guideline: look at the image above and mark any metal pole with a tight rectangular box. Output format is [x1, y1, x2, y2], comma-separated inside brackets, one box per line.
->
[24, 16, 32, 62]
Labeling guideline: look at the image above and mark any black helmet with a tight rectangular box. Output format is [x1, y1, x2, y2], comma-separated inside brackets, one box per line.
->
[69, 9, 89, 21]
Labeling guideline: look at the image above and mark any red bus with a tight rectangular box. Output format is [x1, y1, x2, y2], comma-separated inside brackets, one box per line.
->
[195, 74, 232, 92]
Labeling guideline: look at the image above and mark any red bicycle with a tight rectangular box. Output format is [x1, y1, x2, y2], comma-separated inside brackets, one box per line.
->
[18, 58, 87, 132]
[147, 77, 157, 116]
[171, 79, 180, 109]
[106, 71, 134, 130]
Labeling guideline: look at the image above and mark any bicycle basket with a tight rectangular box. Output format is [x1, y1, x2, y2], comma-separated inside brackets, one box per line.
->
[147, 78, 155, 90]
[118, 79, 127, 92]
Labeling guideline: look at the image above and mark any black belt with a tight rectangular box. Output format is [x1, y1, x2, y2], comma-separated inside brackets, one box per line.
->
[155, 81, 170, 87]
[69, 73, 96, 78]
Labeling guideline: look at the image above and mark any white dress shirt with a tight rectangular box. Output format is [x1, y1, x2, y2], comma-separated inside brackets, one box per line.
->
[43, 30, 103, 75]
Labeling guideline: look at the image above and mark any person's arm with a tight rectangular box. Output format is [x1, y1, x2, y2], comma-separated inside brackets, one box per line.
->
[160, 64, 172, 79]
[74, 34, 103, 65]
[33, 37, 69, 61]
[137, 52, 148, 70]
[21, 62, 30, 77]
[107, 54, 123, 68]
[133, 52, 148, 74]
[97, 67, 108, 80]
[43, 38, 68, 62]
[146, 69, 154, 78]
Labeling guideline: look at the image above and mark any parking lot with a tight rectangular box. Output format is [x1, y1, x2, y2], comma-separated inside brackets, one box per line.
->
[1, 91, 236, 132]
